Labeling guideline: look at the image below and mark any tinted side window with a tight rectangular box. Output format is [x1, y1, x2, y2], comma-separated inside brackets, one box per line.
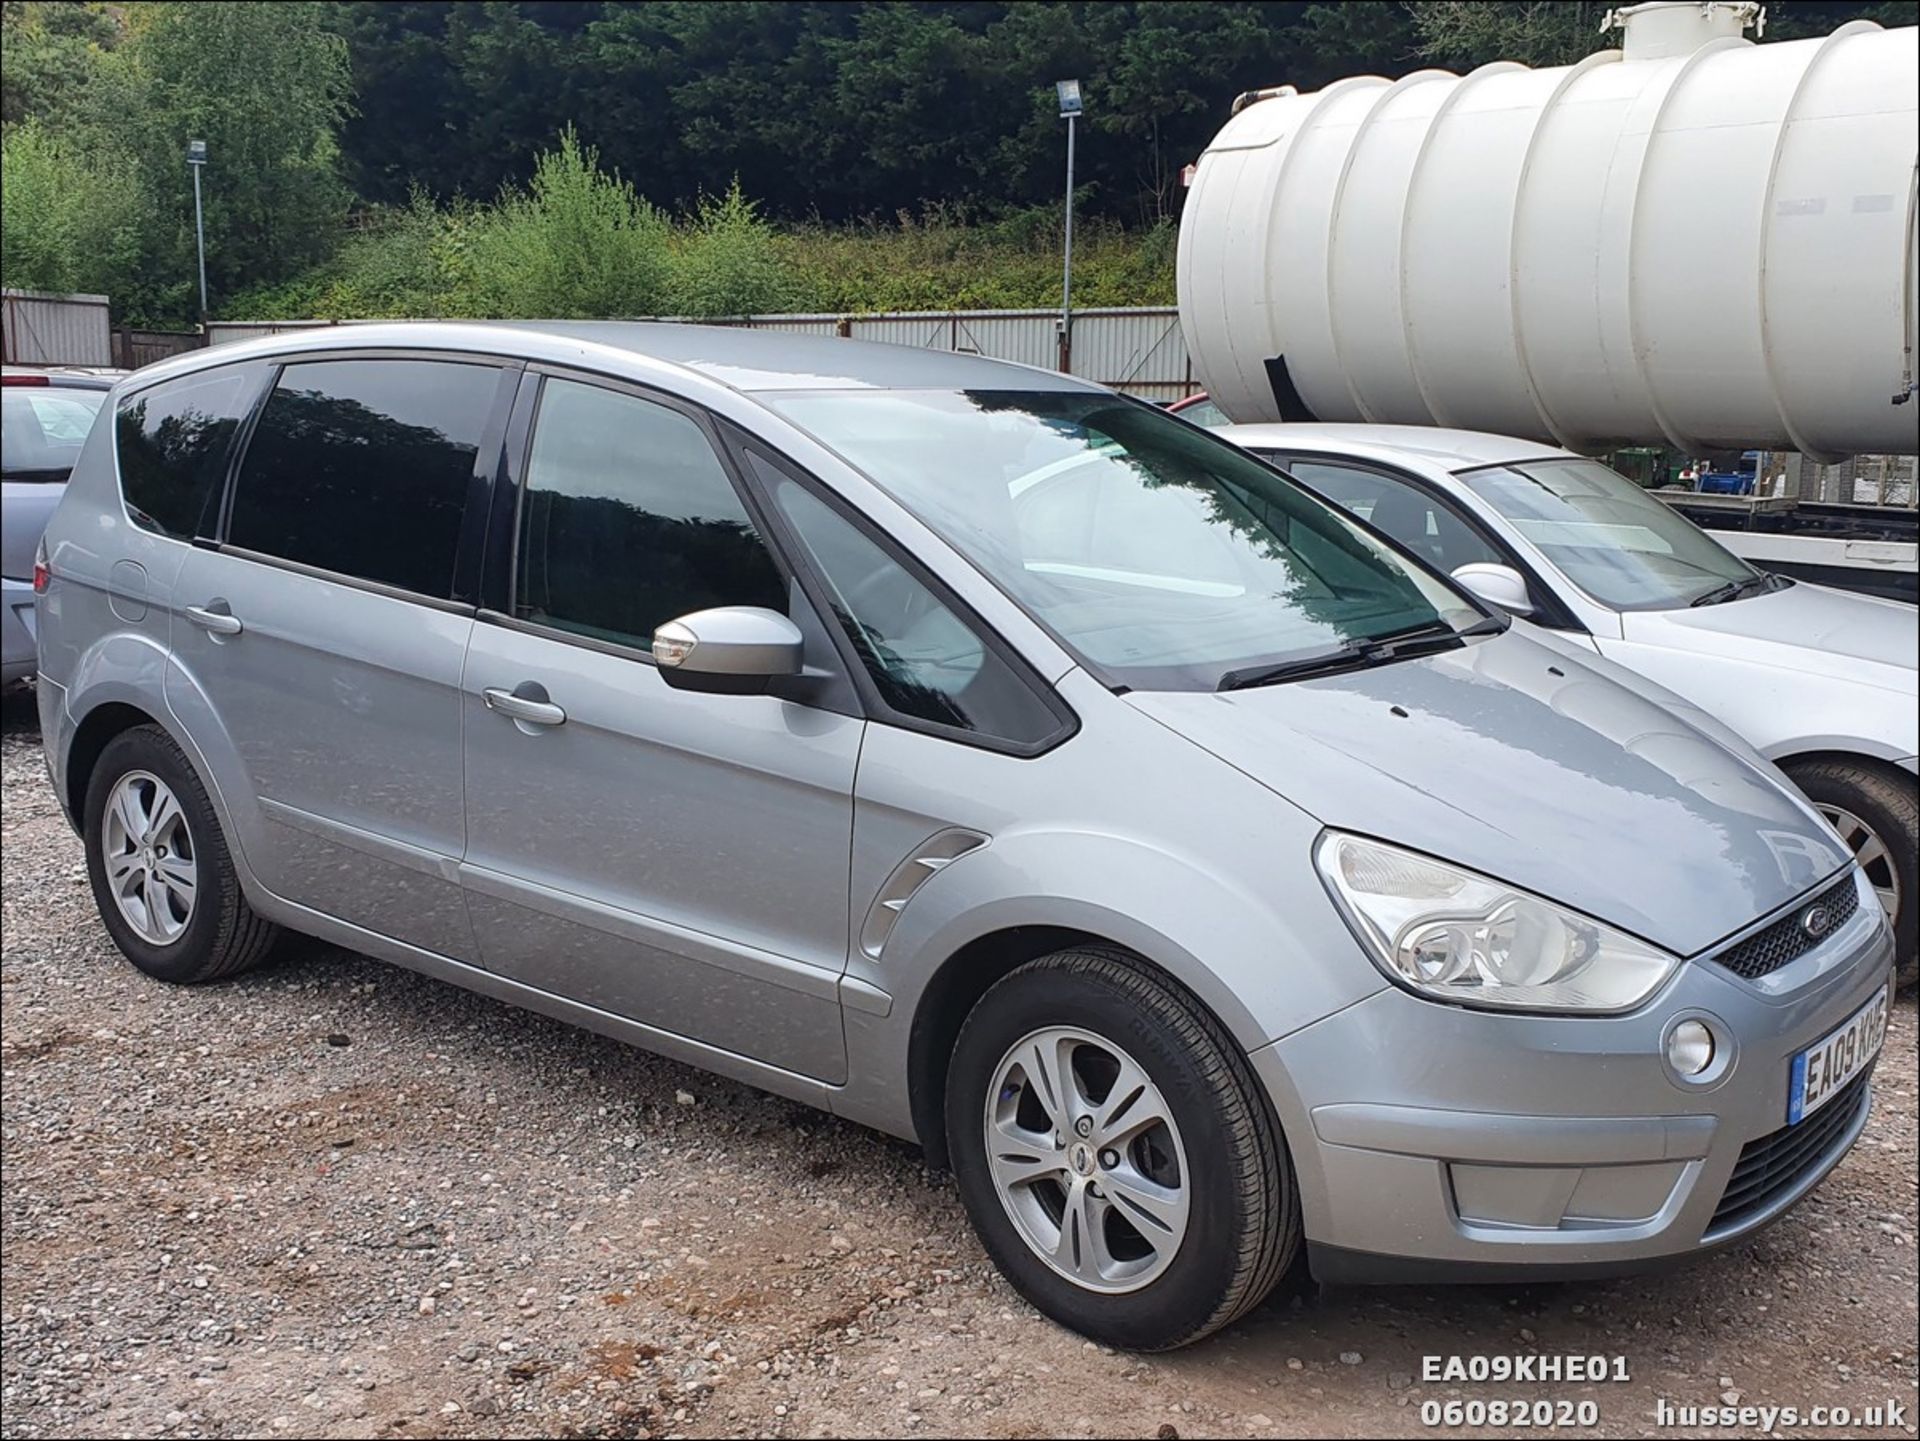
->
[772, 478, 1063, 748]
[515, 378, 786, 650]
[115, 364, 267, 539]
[229, 358, 498, 597]
[1284, 458, 1502, 575]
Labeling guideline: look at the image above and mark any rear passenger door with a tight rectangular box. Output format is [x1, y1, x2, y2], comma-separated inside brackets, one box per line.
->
[458, 371, 864, 1083]
[166, 353, 517, 962]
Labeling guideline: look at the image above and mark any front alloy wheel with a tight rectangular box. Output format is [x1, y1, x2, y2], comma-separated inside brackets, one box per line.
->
[984, 1026, 1190, 1293]
[1785, 756, 1917, 990]
[946, 948, 1299, 1350]
[1816, 802, 1901, 924]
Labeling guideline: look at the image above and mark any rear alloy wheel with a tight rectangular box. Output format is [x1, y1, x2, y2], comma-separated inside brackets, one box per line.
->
[946, 948, 1298, 1350]
[99, 771, 198, 946]
[84, 725, 282, 984]
[1786, 757, 1917, 990]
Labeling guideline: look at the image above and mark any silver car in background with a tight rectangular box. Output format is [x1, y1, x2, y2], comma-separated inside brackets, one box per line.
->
[2, 366, 119, 685]
[34, 325, 1895, 1349]
[1218, 423, 1918, 990]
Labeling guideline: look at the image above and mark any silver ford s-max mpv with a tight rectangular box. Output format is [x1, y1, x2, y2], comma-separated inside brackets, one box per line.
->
[35, 324, 1895, 1350]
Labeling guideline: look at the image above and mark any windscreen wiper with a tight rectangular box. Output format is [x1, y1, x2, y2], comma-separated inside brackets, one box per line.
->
[1689, 574, 1773, 607]
[1216, 617, 1498, 692]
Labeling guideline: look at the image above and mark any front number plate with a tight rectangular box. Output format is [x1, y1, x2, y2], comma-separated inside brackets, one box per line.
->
[1788, 983, 1890, 1125]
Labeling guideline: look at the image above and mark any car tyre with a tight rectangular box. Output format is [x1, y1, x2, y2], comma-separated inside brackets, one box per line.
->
[945, 947, 1299, 1350]
[83, 724, 281, 984]
[1785, 757, 1917, 989]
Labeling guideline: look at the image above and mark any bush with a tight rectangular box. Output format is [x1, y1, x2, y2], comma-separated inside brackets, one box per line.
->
[214, 130, 1178, 323]
[450, 127, 672, 319]
[224, 192, 449, 320]
[773, 206, 1175, 313]
[0, 120, 142, 298]
[671, 179, 796, 318]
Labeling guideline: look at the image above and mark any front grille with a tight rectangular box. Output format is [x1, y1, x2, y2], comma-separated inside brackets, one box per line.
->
[1709, 1071, 1871, 1234]
[1711, 873, 1860, 981]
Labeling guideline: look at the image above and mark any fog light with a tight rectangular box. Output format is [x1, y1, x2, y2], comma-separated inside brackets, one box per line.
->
[1666, 1019, 1715, 1076]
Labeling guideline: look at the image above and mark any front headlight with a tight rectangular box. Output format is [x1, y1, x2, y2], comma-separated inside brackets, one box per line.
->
[1315, 832, 1678, 1013]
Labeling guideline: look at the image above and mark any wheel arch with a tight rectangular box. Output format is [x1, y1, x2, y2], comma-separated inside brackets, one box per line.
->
[905, 924, 1280, 1171]
[1773, 744, 1918, 777]
[65, 699, 166, 826]
[908, 925, 1129, 1168]
[62, 668, 266, 909]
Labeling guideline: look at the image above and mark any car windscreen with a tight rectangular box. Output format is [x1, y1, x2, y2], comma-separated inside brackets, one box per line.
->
[764, 388, 1484, 691]
[2, 385, 107, 482]
[1457, 457, 1758, 610]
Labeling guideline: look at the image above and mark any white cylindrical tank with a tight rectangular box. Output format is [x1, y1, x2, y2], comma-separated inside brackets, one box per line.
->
[1177, 2, 1919, 461]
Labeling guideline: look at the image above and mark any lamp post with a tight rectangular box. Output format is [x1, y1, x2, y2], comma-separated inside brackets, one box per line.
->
[1055, 79, 1082, 373]
[186, 139, 209, 324]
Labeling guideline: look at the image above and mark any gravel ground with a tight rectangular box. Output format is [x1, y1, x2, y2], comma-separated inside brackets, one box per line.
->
[3, 689, 1915, 1441]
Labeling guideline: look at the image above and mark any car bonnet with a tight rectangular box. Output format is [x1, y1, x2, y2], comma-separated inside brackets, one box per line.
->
[1126, 628, 1848, 957]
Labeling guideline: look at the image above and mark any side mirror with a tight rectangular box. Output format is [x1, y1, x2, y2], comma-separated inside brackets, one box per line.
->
[652, 606, 804, 692]
[1450, 562, 1535, 617]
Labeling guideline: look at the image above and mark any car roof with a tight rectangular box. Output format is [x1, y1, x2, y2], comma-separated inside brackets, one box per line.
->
[133, 321, 1099, 396]
[1217, 422, 1573, 470]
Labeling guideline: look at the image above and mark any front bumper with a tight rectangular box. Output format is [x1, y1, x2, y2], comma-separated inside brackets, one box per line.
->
[1254, 867, 1895, 1282]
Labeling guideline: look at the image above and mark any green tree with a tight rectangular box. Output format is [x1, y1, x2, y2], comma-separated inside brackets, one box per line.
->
[334, 0, 607, 205]
[317, 0, 1905, 232]
[0, 119, 141, 296]
[0, 0, 119, 125]
[1081, 2, 1292, 220]
[1768, 0, 1919, 38]
[1408, 1, 1610, 69]
[72, 1, 354, 321]
[1406, 0, 1915, 68]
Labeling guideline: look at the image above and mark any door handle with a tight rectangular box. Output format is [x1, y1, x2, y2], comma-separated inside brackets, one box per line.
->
[483, 686, 566, 727]
[184, 602, 243, 636]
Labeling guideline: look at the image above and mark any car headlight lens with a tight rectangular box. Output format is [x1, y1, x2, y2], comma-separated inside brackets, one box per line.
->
[1315, 832, 1679, 1012]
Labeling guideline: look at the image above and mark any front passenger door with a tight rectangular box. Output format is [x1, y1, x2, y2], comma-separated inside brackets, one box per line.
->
[459, 373, 862, 1083]
[1281, 458, 1504, 575]
[1276, 455, 1581, 634]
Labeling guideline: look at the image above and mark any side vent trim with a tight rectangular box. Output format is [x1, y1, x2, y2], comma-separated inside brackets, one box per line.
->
[858, 828, 990, 961]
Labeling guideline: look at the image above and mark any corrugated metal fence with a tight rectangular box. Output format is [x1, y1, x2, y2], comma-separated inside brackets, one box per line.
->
[1, 289, 113, 366]
[204, 308, 1198, 402]
[6, 296, 1195, 394]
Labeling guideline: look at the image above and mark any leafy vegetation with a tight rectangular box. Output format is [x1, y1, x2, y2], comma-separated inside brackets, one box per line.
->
[0, 119, 141, 298]
[2, 0, 1908, 325]
[225, 157, 1175, 322]
[450, 128, 676, 320]
[2, 0, 351, 320]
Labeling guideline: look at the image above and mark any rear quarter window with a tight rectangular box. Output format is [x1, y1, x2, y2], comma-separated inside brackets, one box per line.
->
[116, 363, 271, 539]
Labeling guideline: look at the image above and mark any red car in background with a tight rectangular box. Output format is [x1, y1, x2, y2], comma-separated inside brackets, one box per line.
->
[1168, 391, 1230, 428]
